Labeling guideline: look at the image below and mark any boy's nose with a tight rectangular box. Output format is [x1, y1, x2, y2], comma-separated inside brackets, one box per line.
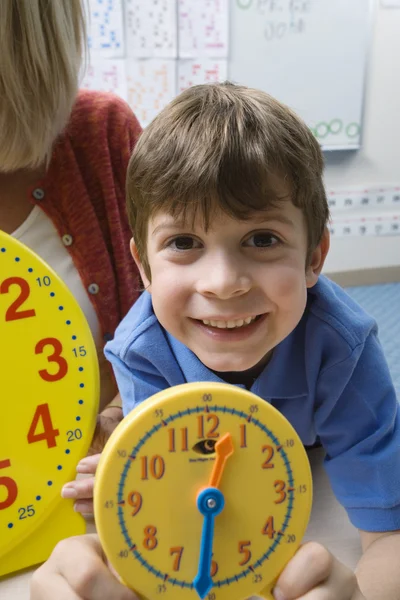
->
[196, 256, 251, 299]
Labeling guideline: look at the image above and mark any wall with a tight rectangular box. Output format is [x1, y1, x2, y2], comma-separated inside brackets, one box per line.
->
[323, 1, 400, 275]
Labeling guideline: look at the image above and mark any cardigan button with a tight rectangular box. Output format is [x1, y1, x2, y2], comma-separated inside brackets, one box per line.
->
[32, 188, 45, 200]
[62, 234, 73, 247]
[88, 283, 100, 295]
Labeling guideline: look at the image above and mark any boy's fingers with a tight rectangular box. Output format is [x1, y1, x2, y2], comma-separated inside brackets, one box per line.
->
[274, 542, 333, 598]
[274, 542, 362, 599]
[76, 453, 102, 474]
[61, 477, 95, 500]
[74, 499, 94, 515]
[31, 535, 138, 600]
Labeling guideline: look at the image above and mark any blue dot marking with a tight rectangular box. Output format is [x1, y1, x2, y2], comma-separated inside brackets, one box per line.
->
[36, 496, 42, 501]
[79, 367, 84, 372]
[65, 449, 71, 455]
[58, 306, 64, 311]
[72, 335, 77, 340]
[1, 248, 5, 252]
[28, 268, 33, 272]
[79, 383, 84, 388]
[57, 465, 62, 470]
[78, 400, 84, 405]
[15, 257, 20, 262]
[66, 320, 71, 325]
[47, 481, 53, 486]
[50, 292, 55, 297]
[76, 416, 81, 422]
[8, 523, 13, 529]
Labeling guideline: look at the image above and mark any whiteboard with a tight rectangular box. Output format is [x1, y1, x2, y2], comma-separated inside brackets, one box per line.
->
[229, 0, 372, 150]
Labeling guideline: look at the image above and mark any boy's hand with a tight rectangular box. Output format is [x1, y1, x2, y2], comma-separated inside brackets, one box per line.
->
[88, 406, 123, 455]
[272, 542, 365, 599]
[61, 454, 101, 515]
[30, 534, 138, 600]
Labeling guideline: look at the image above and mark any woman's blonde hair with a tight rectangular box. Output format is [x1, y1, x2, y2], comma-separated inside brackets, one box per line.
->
[0, 0, 86, 172]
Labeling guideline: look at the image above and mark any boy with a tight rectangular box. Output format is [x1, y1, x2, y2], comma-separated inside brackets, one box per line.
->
[104, 82, 400, 599]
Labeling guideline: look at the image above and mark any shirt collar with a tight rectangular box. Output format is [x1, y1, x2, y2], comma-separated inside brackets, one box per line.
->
[165, 320, 308, 400]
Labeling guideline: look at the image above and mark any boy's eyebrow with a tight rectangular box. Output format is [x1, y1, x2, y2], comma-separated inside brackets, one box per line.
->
[151, 213, 295, 235]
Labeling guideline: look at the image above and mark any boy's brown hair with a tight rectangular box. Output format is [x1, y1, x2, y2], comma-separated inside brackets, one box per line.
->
[126, 81, 329, 279]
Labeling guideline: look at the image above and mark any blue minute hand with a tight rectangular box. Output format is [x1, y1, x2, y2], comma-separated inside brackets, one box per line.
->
[193, 487, 225, 599]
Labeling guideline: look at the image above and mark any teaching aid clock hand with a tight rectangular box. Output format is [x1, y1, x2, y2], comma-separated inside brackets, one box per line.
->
[193, 433, 234, 599]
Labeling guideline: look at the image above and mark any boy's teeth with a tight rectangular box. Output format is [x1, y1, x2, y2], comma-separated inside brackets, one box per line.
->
[202, 316, 256, 328]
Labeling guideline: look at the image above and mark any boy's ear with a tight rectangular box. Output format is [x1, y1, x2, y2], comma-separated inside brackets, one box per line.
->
[306, 227, 330, 288]
[130, 238, 151, 291]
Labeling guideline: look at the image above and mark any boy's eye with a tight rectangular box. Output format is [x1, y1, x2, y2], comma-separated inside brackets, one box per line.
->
[169, 236, 201, 250]
[245, 233, 280, 248]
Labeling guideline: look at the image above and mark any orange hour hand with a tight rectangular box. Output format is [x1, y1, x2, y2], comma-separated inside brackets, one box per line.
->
[208, 432, 234, 489]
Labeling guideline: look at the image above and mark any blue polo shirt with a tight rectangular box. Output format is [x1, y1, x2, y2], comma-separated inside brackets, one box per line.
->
[105, 275, 400, 532]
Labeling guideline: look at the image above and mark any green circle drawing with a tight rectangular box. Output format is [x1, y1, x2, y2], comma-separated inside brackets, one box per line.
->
[315, 122, 329, 139]
[346, 122, 360, 138]
[236, 0, 253, 8]
[328, 119, 343, 135]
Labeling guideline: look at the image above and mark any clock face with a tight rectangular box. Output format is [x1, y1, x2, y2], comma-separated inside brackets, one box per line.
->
[0, 230, 99, 570]
[95, 382, 312, 600]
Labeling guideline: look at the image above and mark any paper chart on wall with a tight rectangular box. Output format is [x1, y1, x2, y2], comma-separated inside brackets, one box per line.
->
[126, 59, 177, 127]
[329, 214, 400, 238]
[178, 0, 229, 58]
[81, 60, 128, 100]
[87, 0, 125, 57]
[125, 0, 178, 58]
[178, 60, 228, 93]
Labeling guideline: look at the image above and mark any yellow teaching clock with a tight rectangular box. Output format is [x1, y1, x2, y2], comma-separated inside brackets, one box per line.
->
[95, 382, 312, 600]
[0, 230, 99, 577]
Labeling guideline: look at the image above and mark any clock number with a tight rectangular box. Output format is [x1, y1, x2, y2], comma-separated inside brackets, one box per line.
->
[287, 534, 296, 543]
[261, 445, 274, 469]
[211, 557, 218, 577]
[141, 455, 165, 480]
[35, 337, 68, 382]
[27, 404, 60, 448]
[67, 429, 83, 442]
[274, 480, 287, 504]
[128, 491, 143, 516]
[36, 276, 51, 287]
[197, 414, 219, 439]
[0, 459, 18, 510]
[202, 393, 212, 402]
[249, 404, 258, 413]
[253, 574, 263, 584]
[170, 546, 184, 571]
[239, 424, 247, 448]
[72, 346, 87, 357]
[168, 428, 189, 452]
[0, 277, 36, 321]
[262, 516, 276, 539]
[18, 505, 35, 519]
[143, 525, 158, 550]
[238, 540, 252, 565]
[157, 585, 167, 594]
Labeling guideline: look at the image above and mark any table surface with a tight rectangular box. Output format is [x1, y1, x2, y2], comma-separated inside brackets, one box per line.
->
[0, 447, 362, 600]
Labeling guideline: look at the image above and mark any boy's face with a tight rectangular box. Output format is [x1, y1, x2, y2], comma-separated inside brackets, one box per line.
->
[131, 183, 329, 374]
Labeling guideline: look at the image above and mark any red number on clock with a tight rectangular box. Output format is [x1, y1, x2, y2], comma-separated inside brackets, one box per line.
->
[27, 404, 60, 448]
[35, 337, 68, 382]
[0, 277, 36, 321]
[0, 459, 18, 510]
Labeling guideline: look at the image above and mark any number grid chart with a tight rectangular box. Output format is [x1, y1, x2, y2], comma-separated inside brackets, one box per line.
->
[327, 185, 400, 238]
[84, 0, 229, 126]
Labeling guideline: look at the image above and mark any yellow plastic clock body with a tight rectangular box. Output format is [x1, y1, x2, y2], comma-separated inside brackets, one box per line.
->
[0, 231, 99, 577]
[95, 382, 312, 600]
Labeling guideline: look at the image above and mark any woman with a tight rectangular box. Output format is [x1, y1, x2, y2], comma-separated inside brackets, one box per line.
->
[0, 0, 142, 450]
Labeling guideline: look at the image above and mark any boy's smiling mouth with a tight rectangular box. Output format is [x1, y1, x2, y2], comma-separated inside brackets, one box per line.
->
[195, 314, 263, 329]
